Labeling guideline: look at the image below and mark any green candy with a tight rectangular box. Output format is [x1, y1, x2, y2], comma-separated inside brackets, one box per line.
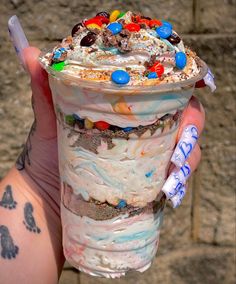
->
[65, 115, 75, 126]
[51, 61, 65, 72]
[117, 12, 126, 19]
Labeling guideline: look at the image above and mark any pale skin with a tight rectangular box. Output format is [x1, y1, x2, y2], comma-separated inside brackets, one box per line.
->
[0, 47, 205, 283]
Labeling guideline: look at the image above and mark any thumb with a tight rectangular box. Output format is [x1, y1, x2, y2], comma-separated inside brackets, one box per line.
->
[23, 46, 57, 139]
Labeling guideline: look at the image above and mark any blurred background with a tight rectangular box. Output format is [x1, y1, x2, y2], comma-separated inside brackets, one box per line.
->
[0, 1, 235, 283]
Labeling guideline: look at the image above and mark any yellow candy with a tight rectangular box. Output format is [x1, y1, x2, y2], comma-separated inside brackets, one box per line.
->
[86, 23, 101, 30]
[85, 118, 94, 129]
[109, 10, 121, 22]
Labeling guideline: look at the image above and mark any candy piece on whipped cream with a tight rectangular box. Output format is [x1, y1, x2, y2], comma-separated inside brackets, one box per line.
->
[111, 70, 130, 84]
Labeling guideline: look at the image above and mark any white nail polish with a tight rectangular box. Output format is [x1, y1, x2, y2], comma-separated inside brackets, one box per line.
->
[161, 163, 191, 200]
[8, 15, 29, 68]
[170, 186, 186, 208]
[204, 68, 216, 92]
[171, 124, 198, 168]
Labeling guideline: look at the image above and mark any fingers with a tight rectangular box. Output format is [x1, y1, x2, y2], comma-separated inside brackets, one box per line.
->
[170, 96, 205, 168]
[178, 96, 205, 139]
[23, 47, 57, 139]
[162, 144, 201, 208]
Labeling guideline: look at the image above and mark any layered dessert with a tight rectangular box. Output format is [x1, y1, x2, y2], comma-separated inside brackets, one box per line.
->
[40, 10, 209, 277]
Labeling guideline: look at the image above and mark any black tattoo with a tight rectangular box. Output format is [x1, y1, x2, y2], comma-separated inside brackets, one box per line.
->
[23, 202, 41, 234]
[0, 185, 17, 210]
[0, 225, 19, 259]
[16, 119, 36, 171]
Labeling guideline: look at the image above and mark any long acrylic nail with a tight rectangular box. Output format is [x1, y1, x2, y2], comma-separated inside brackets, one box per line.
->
[171, 124, 198, 168]
[204, 68, 216, 92]
[8, 15, 29, 69]
[161, 162, 191, 200]
[170, 185, 186, 208]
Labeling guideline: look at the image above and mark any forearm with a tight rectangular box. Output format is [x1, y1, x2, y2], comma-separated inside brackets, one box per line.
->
[0, 167, 64, 284]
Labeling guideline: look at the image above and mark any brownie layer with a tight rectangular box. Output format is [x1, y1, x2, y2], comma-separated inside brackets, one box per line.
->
[63, 182, 166, 221]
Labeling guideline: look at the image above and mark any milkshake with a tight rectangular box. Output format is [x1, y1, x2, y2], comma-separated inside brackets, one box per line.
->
[39, 10, 209, 277]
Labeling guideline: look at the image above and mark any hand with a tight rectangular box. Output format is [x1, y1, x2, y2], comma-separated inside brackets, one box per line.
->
[16, 47, 60, 207]
[162, 96, 205, 208]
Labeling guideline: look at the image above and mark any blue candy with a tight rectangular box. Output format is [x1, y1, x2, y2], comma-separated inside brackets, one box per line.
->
[175, 52, 187, 69]
[53, 50, 62, 59]
[111, 70, 130, 84]
[116, 199, 127, 208]
[72, 113, 83, 121]
[147, 72, 158, 79]
[156, 25, 172, 39]
[161, 21, 173, 30]
[123, 127, 133, 132]
[107, 22, 123, 35]
[59, 47, 66, 52]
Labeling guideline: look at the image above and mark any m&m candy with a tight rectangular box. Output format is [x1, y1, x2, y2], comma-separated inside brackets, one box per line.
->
[85, 118, 94, 129]
[161, 20, 173, 29]
[84, 18, 103, 27]
[175, 52, 187, 69]
[149, 62, 164, 77]
[147, 72, 158, 79]
[116, 199, 127, 208]
[156, 25, 172, 39]
[96, 11, 110, 19]
[95, 15, 109, 24]
[124, 23, 140, 32]
[111, 70, 130, 84]
[51, 61, 65, 71]
[167, 33, 181, 45]
[123, 127, 133, 132]
[117, 12, 126, 19]
[71, 22, 84, 37]
[107, 22, 123, 35]
[149, 19, 162, 28]
[110, 10, 121, 22]
[94, 121, 110, 130]
[80, 32, 97, 46]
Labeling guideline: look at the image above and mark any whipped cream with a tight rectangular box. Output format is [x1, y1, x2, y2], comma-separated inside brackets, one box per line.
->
[41, 11, 200, 86]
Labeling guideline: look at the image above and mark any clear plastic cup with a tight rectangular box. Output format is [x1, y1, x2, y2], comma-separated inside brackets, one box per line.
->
[39, 54, 207, 278]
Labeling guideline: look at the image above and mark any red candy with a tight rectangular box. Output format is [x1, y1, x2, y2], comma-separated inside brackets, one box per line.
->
[138, 18, 150, 26]
[149, 61, 164, 77]
[124, 23, 140, 32]
[195, 79, 206, 88]
[94, 121, 110, 130]
[95, 15, 110, 24]
[131, 14, 141, 23]
[84, 18, 103, 27]
[149, 19, 162, 28]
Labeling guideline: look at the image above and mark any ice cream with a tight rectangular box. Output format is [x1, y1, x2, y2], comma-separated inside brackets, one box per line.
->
[39, 10, 210, 278]
[41, 11, 201, 87]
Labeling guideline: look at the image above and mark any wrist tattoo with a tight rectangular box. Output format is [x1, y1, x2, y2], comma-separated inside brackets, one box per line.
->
[0, 225, 19, 259]
[16, 119, 36, 171]
[23, 202, 41, 234]
[0, 185, 17, 210]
